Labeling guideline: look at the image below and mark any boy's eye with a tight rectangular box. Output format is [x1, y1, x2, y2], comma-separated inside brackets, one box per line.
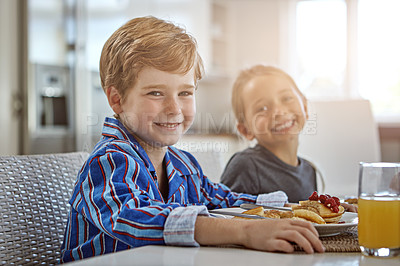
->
[148, 91, 162, 96]
[179, 87, 195, 96]
[179, 91, 194, 96]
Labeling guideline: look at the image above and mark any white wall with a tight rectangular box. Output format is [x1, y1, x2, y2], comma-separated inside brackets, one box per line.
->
[0, 0, 20, 155]
[229, 0, 281, 72]
[192, 0, 288, 134]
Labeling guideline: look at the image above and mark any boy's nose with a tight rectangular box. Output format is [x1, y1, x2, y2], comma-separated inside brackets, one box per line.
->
[164, 97, 181, 114]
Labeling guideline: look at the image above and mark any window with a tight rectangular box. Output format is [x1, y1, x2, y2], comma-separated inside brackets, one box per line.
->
[296, 0, 347, 98]
[358, 0, 400, 120]
[295, 0, 400, 121]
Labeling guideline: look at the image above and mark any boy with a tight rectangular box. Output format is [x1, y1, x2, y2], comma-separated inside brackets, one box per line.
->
[220, 65, 316, 203]
[60, 17, 324, 262]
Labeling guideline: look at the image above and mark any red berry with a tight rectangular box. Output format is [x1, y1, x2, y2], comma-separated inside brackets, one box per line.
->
[333, 196, 340, 206]
[319, 194, 328, 204]
[308, 191, 319, 201]
[332, 206, 339, 213]
[325, 198, 336, 208]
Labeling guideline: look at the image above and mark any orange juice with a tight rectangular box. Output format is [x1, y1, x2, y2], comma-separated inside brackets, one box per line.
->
[358, 197, 400, 249]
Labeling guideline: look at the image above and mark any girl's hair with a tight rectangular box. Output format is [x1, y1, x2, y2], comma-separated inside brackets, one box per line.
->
[99, 16, 204, 101]
[231, 65, 306, 124]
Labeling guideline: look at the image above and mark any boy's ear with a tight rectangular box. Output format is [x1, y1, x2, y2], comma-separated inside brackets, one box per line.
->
[237, 123, 255, 141]
[106, 86, 123, 114]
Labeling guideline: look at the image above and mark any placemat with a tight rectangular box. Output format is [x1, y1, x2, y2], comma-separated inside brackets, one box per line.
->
[213, 228, 360, 253]
[293, 227, 360, 253]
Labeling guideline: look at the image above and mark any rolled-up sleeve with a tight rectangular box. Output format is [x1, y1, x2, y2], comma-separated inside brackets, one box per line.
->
[256, 190, 288, 207]
[163, 206, 209, 247]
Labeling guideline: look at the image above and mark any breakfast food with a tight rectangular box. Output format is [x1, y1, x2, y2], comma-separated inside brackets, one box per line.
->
[239, 191, 346, 224]
[292, 209, 326, 224]
[344, 198, 358, 205]
[239, 207, 292, 220]
[291, 191, 345, 224]
[263, 209, 293, 219]
[243, 206, 265, 217]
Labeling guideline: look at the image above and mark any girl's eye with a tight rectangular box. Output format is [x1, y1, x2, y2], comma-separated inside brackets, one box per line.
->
[283, 96, 294, 102]
[257, 106, 268, 113]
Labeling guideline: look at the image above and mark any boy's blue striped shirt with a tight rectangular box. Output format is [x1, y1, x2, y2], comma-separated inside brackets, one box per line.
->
[60, 117, 287, 262]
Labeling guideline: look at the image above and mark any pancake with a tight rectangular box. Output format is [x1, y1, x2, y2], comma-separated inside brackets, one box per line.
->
[263, 209, 293, 219]
[243, 206, 265, 216]
[293, 209, 326, 224]
[292, 200, 344, 223]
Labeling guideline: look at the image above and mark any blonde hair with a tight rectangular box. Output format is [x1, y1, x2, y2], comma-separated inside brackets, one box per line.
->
[100, 16, 204, 101]
[231, 65, 306, 124]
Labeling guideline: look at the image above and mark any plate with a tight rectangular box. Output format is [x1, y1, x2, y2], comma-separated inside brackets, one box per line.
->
[314, 212, 358, 237]
[209, 207, 358, 238]
[262, 207, 358, 237]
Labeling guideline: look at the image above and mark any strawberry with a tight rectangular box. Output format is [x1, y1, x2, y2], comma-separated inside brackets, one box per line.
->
[319, 194, 328, 204]
[332, 196, 340, 206]
[308, 191, 319, 201]
[325, 198, 336, 208]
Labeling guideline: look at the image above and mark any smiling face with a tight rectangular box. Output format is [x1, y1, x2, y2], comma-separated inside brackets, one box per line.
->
[238, 74, 308, 149]
[108, 67, 196, 150]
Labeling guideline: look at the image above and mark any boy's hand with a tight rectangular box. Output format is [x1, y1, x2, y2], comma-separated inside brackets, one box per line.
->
[195, 216, 325, 254]
[238, 219, 325, 254]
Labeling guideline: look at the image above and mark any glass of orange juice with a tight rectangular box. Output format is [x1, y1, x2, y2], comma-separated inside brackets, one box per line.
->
[358, 162, 400, 257]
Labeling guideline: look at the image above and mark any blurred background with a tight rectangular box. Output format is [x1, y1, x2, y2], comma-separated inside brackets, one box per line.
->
[1, 0, 399, 164]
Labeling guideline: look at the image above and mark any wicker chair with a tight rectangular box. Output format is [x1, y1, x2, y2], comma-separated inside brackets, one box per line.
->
[0, 152, 88, 265]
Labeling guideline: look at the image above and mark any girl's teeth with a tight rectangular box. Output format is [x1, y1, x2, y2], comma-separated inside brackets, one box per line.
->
[275, 120, 293, 131]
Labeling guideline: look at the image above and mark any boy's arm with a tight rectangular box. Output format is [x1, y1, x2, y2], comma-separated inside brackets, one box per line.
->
[194, 215, 325, 254]
[161, 191, 288, 248]
[75, 152, 188, 248]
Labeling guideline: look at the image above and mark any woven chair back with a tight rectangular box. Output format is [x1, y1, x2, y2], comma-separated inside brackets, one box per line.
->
[0, 152, 88, 265]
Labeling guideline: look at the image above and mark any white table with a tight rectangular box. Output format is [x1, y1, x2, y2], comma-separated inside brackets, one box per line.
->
[67, 245, 399, 266]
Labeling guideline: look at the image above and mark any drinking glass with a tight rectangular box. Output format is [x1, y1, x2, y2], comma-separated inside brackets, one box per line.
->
[358, 162, 400, 257]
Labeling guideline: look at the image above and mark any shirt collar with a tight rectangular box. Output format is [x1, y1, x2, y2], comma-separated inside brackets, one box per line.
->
[101, 117, 199, 176]
[166, 147, 198, 176]
[102, 117, 154, 171]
